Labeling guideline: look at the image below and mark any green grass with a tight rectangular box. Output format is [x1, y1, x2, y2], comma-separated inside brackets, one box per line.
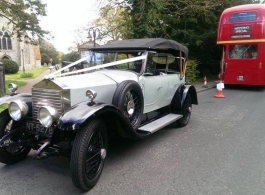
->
[5, 66, 48, 80]
[0, 80, 26, 113]
[1, 67, 45, 113]
[0, 104, 7, 113]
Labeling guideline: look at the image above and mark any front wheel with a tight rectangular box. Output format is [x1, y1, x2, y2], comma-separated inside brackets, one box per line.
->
[177, 93, 192, 127]
[70, 119, 108, 191]
[0, 110, 31, 164]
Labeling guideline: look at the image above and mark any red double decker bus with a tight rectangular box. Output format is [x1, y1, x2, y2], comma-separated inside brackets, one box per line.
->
[217, 4, 265, 85]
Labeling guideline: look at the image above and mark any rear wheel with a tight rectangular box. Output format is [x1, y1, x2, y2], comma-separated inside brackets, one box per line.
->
[0, 110, 31, 164]
[70, 119, 108, 191]
[177, 94, 192, 127]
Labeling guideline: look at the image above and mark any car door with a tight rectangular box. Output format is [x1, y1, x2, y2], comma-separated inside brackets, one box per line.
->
[166, 61, 183, 101]
[141, 74, 168, 113]
[166, 74, 182, 100]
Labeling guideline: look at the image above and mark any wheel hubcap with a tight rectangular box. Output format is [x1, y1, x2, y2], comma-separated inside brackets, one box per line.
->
[127, 100, 135, 116]
[122, 90, 141, 128]
[100, 148, 106, 160]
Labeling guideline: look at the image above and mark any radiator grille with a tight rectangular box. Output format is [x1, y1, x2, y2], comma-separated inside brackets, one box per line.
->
[32, 88, 63, 121]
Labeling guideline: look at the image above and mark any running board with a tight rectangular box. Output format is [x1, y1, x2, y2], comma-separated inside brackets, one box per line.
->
[138, 114, 182, 134]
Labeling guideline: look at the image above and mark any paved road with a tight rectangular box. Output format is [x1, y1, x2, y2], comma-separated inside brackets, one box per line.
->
[1, 86, 265, 194]
[17, 69, 50, 93]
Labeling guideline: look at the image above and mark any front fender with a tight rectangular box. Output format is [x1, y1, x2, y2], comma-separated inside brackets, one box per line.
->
[0, 93, 32, 114]
[0, 93, 32, 106]
[57, 101, 142, 139]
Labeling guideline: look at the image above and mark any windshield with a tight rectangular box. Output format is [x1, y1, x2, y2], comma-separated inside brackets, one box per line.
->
[48, 49, 186, 79]
[87, 50, 146, 73]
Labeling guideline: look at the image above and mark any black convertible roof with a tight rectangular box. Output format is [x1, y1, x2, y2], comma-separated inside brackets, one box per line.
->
[90, 38, 188, 57]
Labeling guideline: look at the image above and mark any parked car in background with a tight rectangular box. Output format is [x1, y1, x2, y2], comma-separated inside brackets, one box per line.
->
[0, 38, 197, 191]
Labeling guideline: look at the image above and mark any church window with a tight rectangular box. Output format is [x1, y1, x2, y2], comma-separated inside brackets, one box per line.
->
[0, 31, 12, 50]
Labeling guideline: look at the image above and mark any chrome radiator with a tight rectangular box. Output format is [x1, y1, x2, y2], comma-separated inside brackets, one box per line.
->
[32, 88, 63, 121]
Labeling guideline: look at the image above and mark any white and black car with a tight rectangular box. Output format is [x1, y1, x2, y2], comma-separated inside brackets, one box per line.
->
[0, 38, 198, 191]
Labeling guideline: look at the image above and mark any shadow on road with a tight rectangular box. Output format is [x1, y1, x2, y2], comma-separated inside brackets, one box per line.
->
[0, 124, 185, 194]
[225, 84, 265, 92]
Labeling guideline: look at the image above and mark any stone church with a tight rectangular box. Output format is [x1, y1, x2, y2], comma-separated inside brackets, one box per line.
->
[0, 17, 41, 70]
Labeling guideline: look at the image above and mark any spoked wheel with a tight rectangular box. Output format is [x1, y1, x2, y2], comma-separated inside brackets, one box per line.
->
[112, 81, 144, 130]
[177, 93, 192, 127]
[0, 110, 31, 164]
[122, 90, 142, 127]
[71, 119, 108, 191]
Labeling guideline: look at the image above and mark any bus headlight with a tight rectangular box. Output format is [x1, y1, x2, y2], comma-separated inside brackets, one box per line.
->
[8, 100, 29, 121]
[38, 106, 59, 128]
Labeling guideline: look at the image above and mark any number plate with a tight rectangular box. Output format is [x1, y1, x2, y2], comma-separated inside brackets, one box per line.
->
[237, 75, 244, 81]
[26, 122, 54, 135]
[26, 121, 42, 131]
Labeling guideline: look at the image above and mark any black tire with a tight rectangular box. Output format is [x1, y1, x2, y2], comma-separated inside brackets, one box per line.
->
[70, 119, 108, 191]
[177, 93, 192, 127]
[0, 110, 31, 164]
[112, 80, 144, 130]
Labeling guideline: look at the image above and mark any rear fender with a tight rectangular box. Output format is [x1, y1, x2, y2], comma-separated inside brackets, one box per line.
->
[57, 101, 142, 139]
[171, 84, 198, 111]
[182, 85, 198, 105]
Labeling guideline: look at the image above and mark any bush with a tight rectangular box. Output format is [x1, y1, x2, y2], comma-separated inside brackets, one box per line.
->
[20, 73, 33, 78]
[185, 59, 199, 84]
[0, 59, 19, 74]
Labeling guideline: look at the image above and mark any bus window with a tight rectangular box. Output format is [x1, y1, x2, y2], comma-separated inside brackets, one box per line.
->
[229, 12, 257, 22]
[229, 44, 257, 59]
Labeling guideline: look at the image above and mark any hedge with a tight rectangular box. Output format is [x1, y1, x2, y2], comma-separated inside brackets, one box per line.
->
[185, 59, 200, 84]
[0, 59, 19, 74]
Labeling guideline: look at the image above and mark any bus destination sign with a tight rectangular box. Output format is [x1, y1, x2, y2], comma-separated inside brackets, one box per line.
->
[230, 34, 251, 39]
[233, 25, 250, 33]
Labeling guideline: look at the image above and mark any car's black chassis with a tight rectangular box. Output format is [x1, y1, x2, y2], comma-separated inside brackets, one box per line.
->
[0, 83, 197, 158]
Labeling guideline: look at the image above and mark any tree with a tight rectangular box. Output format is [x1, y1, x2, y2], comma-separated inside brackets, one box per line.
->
[0, 0, 48, 39]
[93, 5, 128, 41]
[71, 3, 128, 48]
[109, 0, 261, 75]
[38, 38, 59, 65]
[71, 23, 94, 50]
[61, 51, 79, 62]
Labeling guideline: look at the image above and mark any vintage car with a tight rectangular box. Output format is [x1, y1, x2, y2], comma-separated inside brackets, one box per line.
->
[0, 38, 197, 191]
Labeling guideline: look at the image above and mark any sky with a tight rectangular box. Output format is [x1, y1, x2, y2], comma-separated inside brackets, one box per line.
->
[40, 0, 101, 53]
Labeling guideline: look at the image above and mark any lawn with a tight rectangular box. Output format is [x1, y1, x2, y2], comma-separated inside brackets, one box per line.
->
[1, 67, 46, 113]
[0, 104, 7, 113]
[5, 66, 48, 80]
[5, 80, 27, 91]
[0, 80, 27, 113]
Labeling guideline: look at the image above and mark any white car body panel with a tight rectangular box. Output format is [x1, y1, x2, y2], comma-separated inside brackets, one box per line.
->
[167, 75, 184, 100]
[53, 72, 117, 106]
[97, 70, 139, 84]
[141, 75, 168, 113]
[141, 74, 185, 113]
